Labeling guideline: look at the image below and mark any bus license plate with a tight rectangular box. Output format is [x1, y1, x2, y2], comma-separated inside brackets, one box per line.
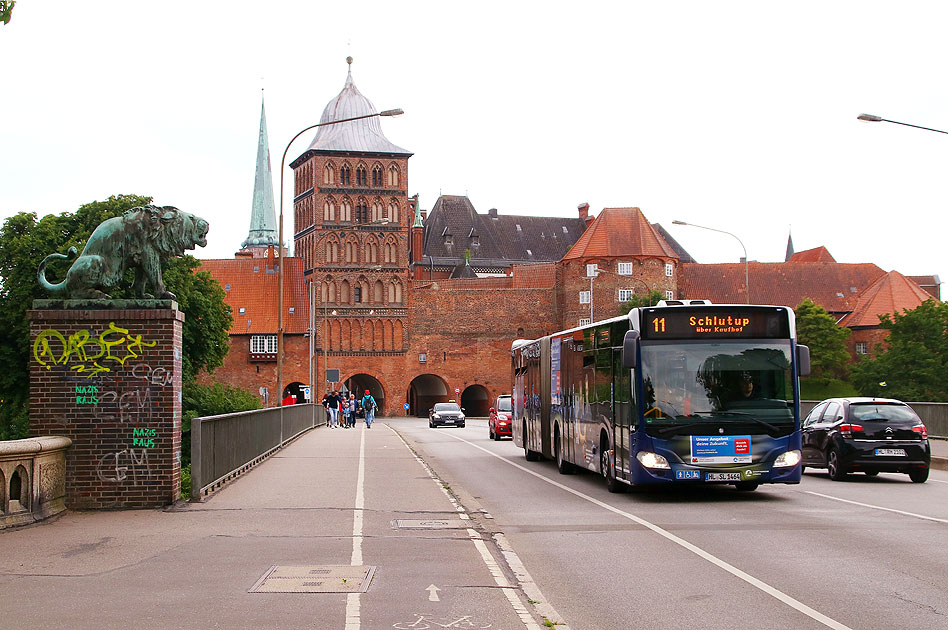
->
[706, 472, 741, 481]
[875, 448, 906, 456]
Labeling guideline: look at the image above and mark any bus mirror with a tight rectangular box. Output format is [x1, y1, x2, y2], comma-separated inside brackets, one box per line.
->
[621, 330, 640, 369]
[797, 344, 811, 377]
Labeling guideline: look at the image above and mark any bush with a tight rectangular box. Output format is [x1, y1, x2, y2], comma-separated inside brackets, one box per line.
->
[181, 380, 262, 467]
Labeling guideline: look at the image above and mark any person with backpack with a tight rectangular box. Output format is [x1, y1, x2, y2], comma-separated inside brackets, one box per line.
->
[361, 389, 377, 428]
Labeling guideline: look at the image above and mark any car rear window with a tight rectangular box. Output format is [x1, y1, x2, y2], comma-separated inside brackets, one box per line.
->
[434, 403, 461, 412]
[850, 403, 918, 423]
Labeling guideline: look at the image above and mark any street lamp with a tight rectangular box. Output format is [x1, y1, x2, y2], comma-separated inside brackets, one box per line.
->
[857, 113, 948, 135]
[277, 108, 403, 405]
[672, 220, 749, 304]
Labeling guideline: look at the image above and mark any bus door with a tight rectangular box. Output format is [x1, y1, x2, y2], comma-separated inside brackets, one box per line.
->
[613, 347, 632, 479]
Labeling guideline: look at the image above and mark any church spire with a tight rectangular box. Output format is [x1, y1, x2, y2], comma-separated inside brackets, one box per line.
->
[242, 92, 278, 250]
[785, 229, 794, 262]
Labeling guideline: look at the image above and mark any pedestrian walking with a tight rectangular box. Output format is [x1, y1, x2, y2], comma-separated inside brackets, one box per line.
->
[347, 393, 357, 428]
[361, 389, 377, 428]
[329, 390, 342, 428]
[321, 392, 332, 427]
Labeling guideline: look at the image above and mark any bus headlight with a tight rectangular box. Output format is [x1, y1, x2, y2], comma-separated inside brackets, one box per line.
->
[774, 450, 801, 467]
[636, 451, 670, 470]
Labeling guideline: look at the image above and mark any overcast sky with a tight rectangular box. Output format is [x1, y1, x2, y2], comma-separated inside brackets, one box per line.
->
[2, 1, 946, 280]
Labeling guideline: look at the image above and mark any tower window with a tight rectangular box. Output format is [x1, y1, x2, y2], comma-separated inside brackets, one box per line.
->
[372, 165, 383, 187]
[340, 165, 351, 185]
[356, 165, 367, 186]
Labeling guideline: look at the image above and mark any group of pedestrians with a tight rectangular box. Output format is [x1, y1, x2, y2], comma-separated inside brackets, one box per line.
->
[321, 389, 377, 429]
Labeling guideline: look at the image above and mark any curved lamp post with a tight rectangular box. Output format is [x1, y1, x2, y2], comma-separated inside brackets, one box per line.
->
[857, 113, 948, 135]
[277, 108, 403, 406]
[672, 220, 749, 304]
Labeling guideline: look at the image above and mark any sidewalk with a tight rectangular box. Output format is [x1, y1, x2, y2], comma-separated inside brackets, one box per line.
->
[929, 437, 948, 471]
[0, 421, 545, 630]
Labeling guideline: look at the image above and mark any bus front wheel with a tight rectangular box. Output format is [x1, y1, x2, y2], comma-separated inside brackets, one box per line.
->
[600, 437, 624, 493]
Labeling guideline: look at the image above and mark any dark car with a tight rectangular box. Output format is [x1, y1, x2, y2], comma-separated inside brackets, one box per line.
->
[802, 397, 930, 482]
[488, 395, 513, 440]
[429, 402, 465, 428]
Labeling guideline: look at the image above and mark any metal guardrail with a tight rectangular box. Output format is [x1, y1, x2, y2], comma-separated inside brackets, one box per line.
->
[190, 403, 326, 500]
[801, 400, 948, 438]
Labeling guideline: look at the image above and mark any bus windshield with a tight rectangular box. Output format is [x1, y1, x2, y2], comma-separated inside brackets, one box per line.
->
[640, 340, 794, 430]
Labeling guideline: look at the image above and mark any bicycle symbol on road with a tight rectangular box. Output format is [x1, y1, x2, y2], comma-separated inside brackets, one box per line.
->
[393, 614, 491, 629]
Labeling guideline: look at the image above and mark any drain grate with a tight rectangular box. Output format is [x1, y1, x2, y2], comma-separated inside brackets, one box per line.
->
[392, 518, 469, 530]
[249, 565, 376, 593]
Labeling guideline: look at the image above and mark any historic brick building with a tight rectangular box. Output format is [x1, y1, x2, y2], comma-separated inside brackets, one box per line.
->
[198, 59, 941, 416]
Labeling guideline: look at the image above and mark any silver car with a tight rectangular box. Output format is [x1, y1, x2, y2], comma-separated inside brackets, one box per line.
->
[429, 402, 466, 428]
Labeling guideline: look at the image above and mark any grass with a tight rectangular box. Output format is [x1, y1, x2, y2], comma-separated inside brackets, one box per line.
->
[180, 463, 191, 500]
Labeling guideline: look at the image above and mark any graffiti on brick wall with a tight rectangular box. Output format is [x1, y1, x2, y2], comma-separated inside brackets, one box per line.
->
[132, 427, 157, 448]
[96, 448, 153, 485]
[75, 384, 99, 404]
[33, 322, 158, 377]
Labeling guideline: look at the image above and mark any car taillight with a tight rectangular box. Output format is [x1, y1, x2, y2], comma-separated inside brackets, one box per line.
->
[839, 423, 863, 438]
[913, 424, 928, 439]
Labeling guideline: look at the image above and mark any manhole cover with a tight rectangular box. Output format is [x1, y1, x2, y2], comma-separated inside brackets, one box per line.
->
[249, 565, 376, 593]
[392, 519, 469, 530]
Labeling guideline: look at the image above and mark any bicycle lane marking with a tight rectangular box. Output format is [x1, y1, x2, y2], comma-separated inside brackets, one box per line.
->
[387, 425, 547, 630]
[804, 491, 948, 524]
[345, 427, 367, 630]
[441, 431, 854, 630]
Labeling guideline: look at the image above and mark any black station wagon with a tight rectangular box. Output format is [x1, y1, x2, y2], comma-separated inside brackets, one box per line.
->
[802, 397, 930, 483]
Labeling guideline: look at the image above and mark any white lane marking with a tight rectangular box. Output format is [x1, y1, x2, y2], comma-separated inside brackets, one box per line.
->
[388, 425, 546, 630]
[929, 478, 948, 484]
[441, 432, 853, 630]
[805, 491, 948, 524]
[427, 584, 441, 601]
[345, 427, 367, 630]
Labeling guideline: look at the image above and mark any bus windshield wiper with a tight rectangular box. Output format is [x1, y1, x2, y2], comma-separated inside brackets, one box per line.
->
[708, 412, 783, 435]
[654, 421, 707, 437]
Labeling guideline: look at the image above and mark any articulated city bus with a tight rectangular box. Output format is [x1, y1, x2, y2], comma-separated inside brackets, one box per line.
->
[511, 301, 811, 491]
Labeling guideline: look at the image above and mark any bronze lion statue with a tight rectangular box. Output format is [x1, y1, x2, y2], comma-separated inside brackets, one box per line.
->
[37, 205, 209, 300]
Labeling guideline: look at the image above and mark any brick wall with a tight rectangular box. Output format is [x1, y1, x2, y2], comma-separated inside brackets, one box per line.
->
[28, 305, 183, 509]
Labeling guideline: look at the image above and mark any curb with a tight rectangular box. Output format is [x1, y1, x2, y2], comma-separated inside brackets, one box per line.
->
[931, 456, 948, 472]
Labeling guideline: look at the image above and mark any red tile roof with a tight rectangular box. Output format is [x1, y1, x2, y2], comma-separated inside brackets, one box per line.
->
[199, 257, 309, 335]
[839, 271, 934, 328]
[562, 207, 678, 261]
[680, 262, 885, 313]
[788, 246, 836, 263]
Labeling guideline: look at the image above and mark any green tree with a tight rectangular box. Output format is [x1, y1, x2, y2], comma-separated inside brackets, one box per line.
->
[795, 298, 852, 382]
[618, 289, 664, 314]
[0, 195, 233, 439]
[851, 300, 948, 401]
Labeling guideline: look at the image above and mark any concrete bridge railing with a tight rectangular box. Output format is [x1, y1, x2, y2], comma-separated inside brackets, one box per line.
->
[190, 404, 326, 500]
[801, 401, 948, 439]
[0, 436, 71, 529]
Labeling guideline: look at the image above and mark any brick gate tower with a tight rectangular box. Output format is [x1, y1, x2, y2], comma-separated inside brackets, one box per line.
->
[288, 58, 415, 407]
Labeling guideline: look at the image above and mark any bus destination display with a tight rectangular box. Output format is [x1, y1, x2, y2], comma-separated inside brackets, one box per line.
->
[641, 308, 790, 340]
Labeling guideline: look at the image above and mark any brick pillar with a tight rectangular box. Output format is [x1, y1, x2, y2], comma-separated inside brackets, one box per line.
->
[28, 301, 184, 509]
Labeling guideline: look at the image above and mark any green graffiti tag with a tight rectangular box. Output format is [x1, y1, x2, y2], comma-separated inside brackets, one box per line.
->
[75, 385, 99, 405]
[132, 427, 157, 448]
[33, 322, 159, 377]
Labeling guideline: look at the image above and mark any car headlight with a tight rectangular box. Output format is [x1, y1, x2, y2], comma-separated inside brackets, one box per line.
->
[636, 451, 670, 470]
[432, 414, 440, 419]
[459, 415, 465, 421]
[774, 450, 801, 467]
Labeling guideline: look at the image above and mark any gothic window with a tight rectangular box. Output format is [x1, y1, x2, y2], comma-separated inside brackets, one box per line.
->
[345, 240, 355, 263]
[340, 280, 351, 303]
[372, 200, 383, 222]
[340, 164, 351, 185]
[341, 198, 352, 222]
[323, 162, 335, 185]
[388, 199, 399, 223]
[388, 164, 399, 187]
[373, 280, 384, 303]
[328, 281, 337, 303]
[388, 281, 403, 303]
[365, 240, 378, 263]
[356, 164, 367, 186]
[356, 200, 368, 224]
[384, 240, 397, 263]
[324, 198, 336, 222]
[354, 286, 362, 303]
[372, 164, 383, 187]
[326, 238, 339, 263]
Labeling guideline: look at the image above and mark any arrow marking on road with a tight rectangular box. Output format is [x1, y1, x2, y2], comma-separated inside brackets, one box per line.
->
[427, 584, 441, 602]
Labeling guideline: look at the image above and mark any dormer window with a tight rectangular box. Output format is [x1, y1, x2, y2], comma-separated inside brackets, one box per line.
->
[516, 224, 522, 232]
[445, 235, 454, 245]
[239, 307, 246, 314]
